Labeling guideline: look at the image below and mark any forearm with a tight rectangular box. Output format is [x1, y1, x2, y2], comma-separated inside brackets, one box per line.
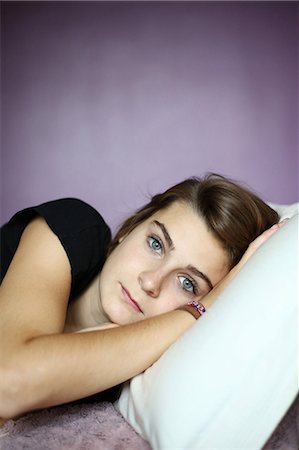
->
[2, 310, 194, 418]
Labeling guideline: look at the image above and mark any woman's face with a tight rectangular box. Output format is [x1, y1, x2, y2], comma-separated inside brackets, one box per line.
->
[99, 201, 230, 325]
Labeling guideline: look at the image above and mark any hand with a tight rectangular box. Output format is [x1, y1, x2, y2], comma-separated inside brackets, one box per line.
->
[200, 219, 289, 310]
[237, 218, 289, 267]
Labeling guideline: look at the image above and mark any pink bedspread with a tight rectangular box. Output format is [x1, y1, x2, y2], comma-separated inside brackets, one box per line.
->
[0, 401, 150, 450]
[263, 395, 299, 450]
[0, 396, 298, 449]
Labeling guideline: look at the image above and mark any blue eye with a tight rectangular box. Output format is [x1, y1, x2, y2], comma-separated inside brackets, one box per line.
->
[148, 236, 163, 254]
[178, 276, 198, 294]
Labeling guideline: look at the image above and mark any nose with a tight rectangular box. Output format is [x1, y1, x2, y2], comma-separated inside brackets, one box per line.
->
[138, 269, 163, 298]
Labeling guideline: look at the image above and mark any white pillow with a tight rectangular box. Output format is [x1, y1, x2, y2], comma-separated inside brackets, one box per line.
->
[267, 202, 299, 221]
[116, 204, 298, 450]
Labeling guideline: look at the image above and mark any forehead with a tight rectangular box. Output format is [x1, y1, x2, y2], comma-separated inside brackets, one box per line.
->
[146, 202, 229, 285]
[149, 202, 208, 237]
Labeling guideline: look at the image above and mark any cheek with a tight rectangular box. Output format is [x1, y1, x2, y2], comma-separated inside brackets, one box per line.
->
[157, 276, 188, 310]
[160, 275, 210, 311]
[102, 243, 146, 282]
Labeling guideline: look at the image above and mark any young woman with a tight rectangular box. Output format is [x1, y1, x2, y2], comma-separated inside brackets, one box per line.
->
[0, 174, 282, 420]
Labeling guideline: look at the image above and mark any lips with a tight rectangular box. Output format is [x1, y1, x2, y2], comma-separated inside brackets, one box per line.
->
[120, 284, 143, 314]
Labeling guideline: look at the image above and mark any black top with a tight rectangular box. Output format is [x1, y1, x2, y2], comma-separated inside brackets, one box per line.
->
[0, 198, 121, 403]
[1, 198, 111, 301]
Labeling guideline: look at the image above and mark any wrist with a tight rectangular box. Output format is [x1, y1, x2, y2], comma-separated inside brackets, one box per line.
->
[178, 301, 206, 320]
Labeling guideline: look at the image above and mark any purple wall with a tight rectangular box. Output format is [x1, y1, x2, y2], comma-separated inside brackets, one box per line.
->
[1, 1, 298, 230]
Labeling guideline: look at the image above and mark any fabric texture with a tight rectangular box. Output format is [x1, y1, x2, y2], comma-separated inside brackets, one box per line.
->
[263, 395, 299, 450]
[116, 204, 299, 449]
[0, 396, 297, 450]
[0, 198, 111, 300]
[0, 402, 151, 450]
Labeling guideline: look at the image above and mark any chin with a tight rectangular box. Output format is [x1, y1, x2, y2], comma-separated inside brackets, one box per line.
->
[113, 310, 143, 326]
[103, 304, 130, 326]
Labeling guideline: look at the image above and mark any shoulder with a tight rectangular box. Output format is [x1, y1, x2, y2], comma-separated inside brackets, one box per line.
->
[33, 198, 109, 231]
[1, 215, 73, 341]
[1, 199, 111, 295]
[31, 199, 111, 298]
[2, 197, 111, 248]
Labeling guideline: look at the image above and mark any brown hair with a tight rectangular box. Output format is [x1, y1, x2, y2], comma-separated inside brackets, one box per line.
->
[108, 174, 279, 268]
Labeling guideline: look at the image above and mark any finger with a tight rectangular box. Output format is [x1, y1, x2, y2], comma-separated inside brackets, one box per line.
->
[250, 225, 278, 249]
[254, 217, 289, 244]
[241, 222, 282, 263]
[278, 217, 290, 226]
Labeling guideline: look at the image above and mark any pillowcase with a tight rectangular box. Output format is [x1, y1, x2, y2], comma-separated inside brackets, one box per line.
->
[267, 201, 299, 221]
[116, 203, 298, 450]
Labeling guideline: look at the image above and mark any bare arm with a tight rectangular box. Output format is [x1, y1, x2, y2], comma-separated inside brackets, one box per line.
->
[3, 312, 195, 417]
[0, 217, 194, 419]
[0, 217, 282, 420]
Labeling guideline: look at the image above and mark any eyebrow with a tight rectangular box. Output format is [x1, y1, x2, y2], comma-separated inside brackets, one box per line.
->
[186, 265, 214, 290]
[153, 220, 174, 249]
[153, 220, 214, 290]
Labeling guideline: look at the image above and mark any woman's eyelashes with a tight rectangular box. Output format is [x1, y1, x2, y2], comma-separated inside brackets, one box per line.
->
[178, 275, 199, 295]
[147, 235, 201, 296]
[147, 235, 164, 255]
[146, 233, 201, 296]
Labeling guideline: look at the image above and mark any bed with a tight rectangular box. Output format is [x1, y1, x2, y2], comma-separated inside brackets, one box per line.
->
[0, 395, 298, 449]
[0, 395, 298, 450]
[1, 203, 298, 449]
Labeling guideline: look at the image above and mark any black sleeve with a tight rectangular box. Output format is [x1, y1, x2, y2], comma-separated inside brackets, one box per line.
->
[0, 198, 111, 300]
